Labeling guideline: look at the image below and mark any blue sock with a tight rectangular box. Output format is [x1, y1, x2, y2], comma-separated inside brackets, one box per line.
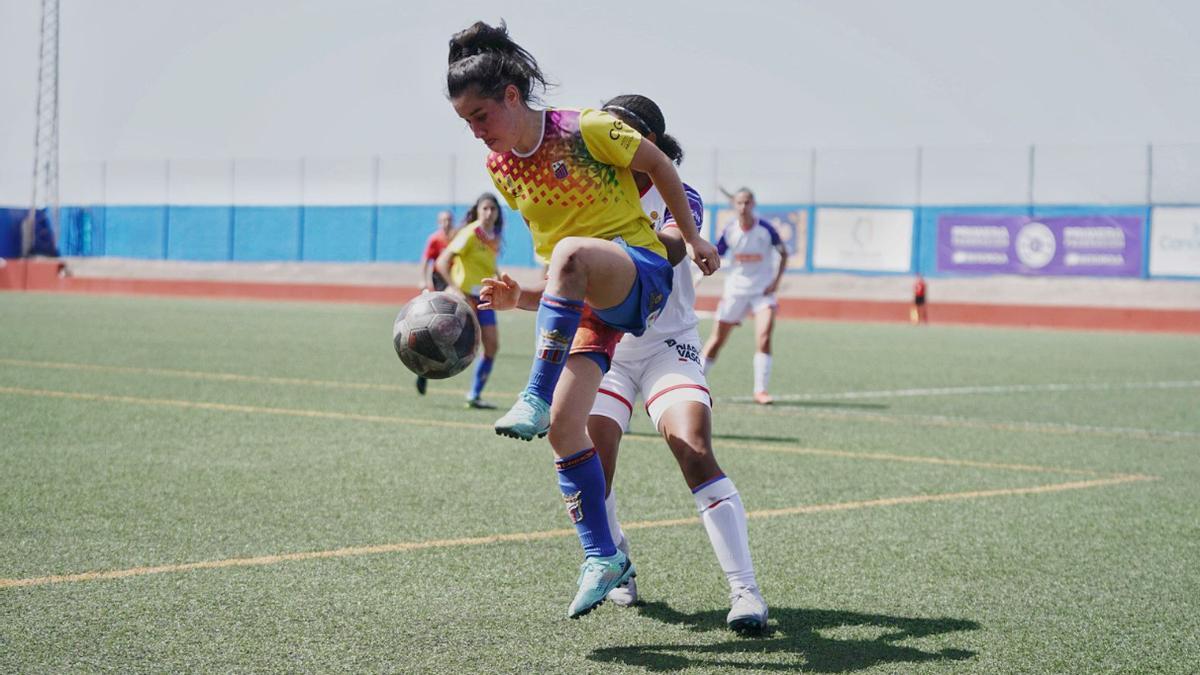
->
[555, 448, 616, 558]
[469, 355, 493, 400]
[527, 294, 584, 404]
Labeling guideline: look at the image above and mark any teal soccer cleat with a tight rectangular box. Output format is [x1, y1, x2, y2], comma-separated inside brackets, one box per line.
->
[494, 390, 551, 441]
[567, 550, 635, 619]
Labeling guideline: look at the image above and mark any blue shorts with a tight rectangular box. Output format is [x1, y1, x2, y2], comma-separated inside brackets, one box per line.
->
[592, 241, 673, 337]
[469, 296, 497, 327]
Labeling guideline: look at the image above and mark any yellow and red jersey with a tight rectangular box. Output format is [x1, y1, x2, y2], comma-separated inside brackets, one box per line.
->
[486, 108, 666, 264]
[447, 221, 499, 296]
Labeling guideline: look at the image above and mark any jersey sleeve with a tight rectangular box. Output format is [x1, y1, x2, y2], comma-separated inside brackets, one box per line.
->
[421, 234, 439, 262]
[447, 225, 474, 255]
[662, 183, 705, 233]
[760, 219, 783, 247]
[579, 108, 642, 168]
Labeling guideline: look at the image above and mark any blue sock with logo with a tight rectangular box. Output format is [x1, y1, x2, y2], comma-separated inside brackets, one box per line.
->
[527, 294, 584, 404]
[555, 448, 616, 559]
[469, 355, 493, 400]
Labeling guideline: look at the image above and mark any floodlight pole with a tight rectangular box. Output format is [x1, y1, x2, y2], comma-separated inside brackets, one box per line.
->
[24, 0, 61, 257]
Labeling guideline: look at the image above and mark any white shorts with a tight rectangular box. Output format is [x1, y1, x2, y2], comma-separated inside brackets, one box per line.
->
[590, 329, 712, 432]
[715, 292, 777, 325]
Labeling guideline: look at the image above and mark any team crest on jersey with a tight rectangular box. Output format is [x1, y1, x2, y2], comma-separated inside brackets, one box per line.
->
[649, 210, 660, 221]
[562, 491, 584, 524]
[536, 328, 571, 364]
[551, 160, 569, 180]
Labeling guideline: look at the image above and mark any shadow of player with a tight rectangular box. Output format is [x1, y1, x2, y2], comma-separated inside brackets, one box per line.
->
[590, 602, 978, 673]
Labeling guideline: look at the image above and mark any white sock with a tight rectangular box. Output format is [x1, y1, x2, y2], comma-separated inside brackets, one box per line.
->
[605, 490, 628, 554]
[753, 352, 772, 394]
[692, 476, 758, 592]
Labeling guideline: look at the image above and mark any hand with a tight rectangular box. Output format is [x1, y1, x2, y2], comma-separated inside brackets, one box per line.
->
[687, 238, 721, 276]
[478, 273, 521, 311]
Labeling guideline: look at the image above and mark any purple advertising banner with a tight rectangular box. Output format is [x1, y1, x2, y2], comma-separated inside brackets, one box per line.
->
[936, 214, 1143, 277]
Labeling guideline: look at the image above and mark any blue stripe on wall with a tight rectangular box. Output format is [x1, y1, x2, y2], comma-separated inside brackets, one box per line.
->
[233, 206, 301, 261]
[105, 206, 167, 259]
[168, 206, 231, 261]
[302, 206, 374, 262]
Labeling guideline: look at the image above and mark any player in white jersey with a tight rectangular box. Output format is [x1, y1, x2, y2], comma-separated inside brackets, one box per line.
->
[587, 95, 768, 633]
[701, 188, 789, 404]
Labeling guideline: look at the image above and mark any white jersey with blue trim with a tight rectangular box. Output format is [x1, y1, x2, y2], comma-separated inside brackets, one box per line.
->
[611, 182, 704, 361]
[715, 218, 784, 295]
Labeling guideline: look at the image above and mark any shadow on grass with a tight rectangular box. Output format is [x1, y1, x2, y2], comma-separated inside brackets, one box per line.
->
[590, 602, 978, 672]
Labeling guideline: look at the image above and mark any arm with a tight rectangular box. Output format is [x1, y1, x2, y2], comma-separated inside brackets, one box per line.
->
[657, 227, 687, 266]
[629, 143, 720, 275]
[433, 248, 454, 288]
[764, 243, 788, 295]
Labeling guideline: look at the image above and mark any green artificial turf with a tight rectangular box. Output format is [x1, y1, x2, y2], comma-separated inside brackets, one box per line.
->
[1, 292, 1197, 673]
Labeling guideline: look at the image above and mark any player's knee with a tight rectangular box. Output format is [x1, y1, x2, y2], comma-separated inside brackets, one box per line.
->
[549, 238, 588, 277]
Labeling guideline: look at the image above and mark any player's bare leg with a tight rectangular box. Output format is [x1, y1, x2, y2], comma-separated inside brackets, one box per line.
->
[701, 320, 737, 374]
[752, 306, 776, 405]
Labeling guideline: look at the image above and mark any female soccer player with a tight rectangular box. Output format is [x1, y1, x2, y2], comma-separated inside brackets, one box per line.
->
[414, 209, 455, 396]
[586, 95, 768, 633]
[448, 20, 720, 618]
[433, 193, 504, 409]
[701, 188, 789, 405]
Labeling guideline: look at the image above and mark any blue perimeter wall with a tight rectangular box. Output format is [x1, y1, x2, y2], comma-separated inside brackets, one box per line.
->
[2, 202, 1191, 280]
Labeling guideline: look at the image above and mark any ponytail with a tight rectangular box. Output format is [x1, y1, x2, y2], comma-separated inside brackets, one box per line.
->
[447, 21, 548, 103]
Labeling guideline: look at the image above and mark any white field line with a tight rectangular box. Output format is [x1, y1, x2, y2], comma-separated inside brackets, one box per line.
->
[4, 357, 1194, 439]
[0, 385, 1111, 478]
[729, 380, 1200, 402]
[0, 474, 1155, 590]
[729, 405, 1200, 441]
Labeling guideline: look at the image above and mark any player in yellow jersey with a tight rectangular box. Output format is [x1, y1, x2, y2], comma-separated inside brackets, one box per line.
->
[446, 20, 720, 619]
[433, 193, 504, 409]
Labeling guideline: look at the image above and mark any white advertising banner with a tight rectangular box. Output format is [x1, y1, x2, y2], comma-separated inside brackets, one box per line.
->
[1150, 207, 1200, 278]
[812, 207, 914, 272]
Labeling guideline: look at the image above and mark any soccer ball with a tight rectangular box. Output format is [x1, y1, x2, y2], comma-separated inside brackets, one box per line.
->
[392, 291, 480, 379]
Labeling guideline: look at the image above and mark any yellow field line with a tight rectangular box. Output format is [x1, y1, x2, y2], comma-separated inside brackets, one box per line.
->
[0, 357, 453, 395]
[0, 473, 1154, 590]
[5, 357, 1189, 440]
[0, 385, 489, 431]
[0, 385, 1102, 477]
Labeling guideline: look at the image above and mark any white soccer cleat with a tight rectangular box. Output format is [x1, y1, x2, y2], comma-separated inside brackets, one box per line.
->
[726, 585, 768, 634]
[607, 575, 639, 607]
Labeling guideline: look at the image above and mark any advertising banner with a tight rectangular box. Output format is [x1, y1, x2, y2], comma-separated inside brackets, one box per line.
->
[812, 207, 914, 272]
[936, 214, 1143, 277]
[1149, 207, 1200, 278]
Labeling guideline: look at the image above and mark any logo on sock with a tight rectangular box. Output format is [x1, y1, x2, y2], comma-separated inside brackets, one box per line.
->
[536, 328, 571, 364]
[562, 490, 584, 524]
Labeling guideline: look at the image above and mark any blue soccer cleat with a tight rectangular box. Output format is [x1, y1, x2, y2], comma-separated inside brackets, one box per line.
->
[567, 550, 635, 619]
[494, 390, 551, 441]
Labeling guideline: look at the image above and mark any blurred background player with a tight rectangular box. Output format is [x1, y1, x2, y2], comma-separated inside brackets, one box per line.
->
[414, 210, 456, 396]
[912, 273, 928, 325]
[701, 188, 788, 405]
[434, 193, 504, 409]
[587, 94, 769, 633]
[449, 20, 720, 618]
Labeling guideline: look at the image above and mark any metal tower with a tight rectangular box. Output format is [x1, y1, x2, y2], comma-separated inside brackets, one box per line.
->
[24, 0, 60, 256]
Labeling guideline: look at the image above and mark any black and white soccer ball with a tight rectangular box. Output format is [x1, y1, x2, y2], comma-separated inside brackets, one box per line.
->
[392, 291, 480, 379]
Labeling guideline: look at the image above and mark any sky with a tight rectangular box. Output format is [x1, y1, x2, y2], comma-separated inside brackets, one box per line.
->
[2, 0, 1199, 202]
